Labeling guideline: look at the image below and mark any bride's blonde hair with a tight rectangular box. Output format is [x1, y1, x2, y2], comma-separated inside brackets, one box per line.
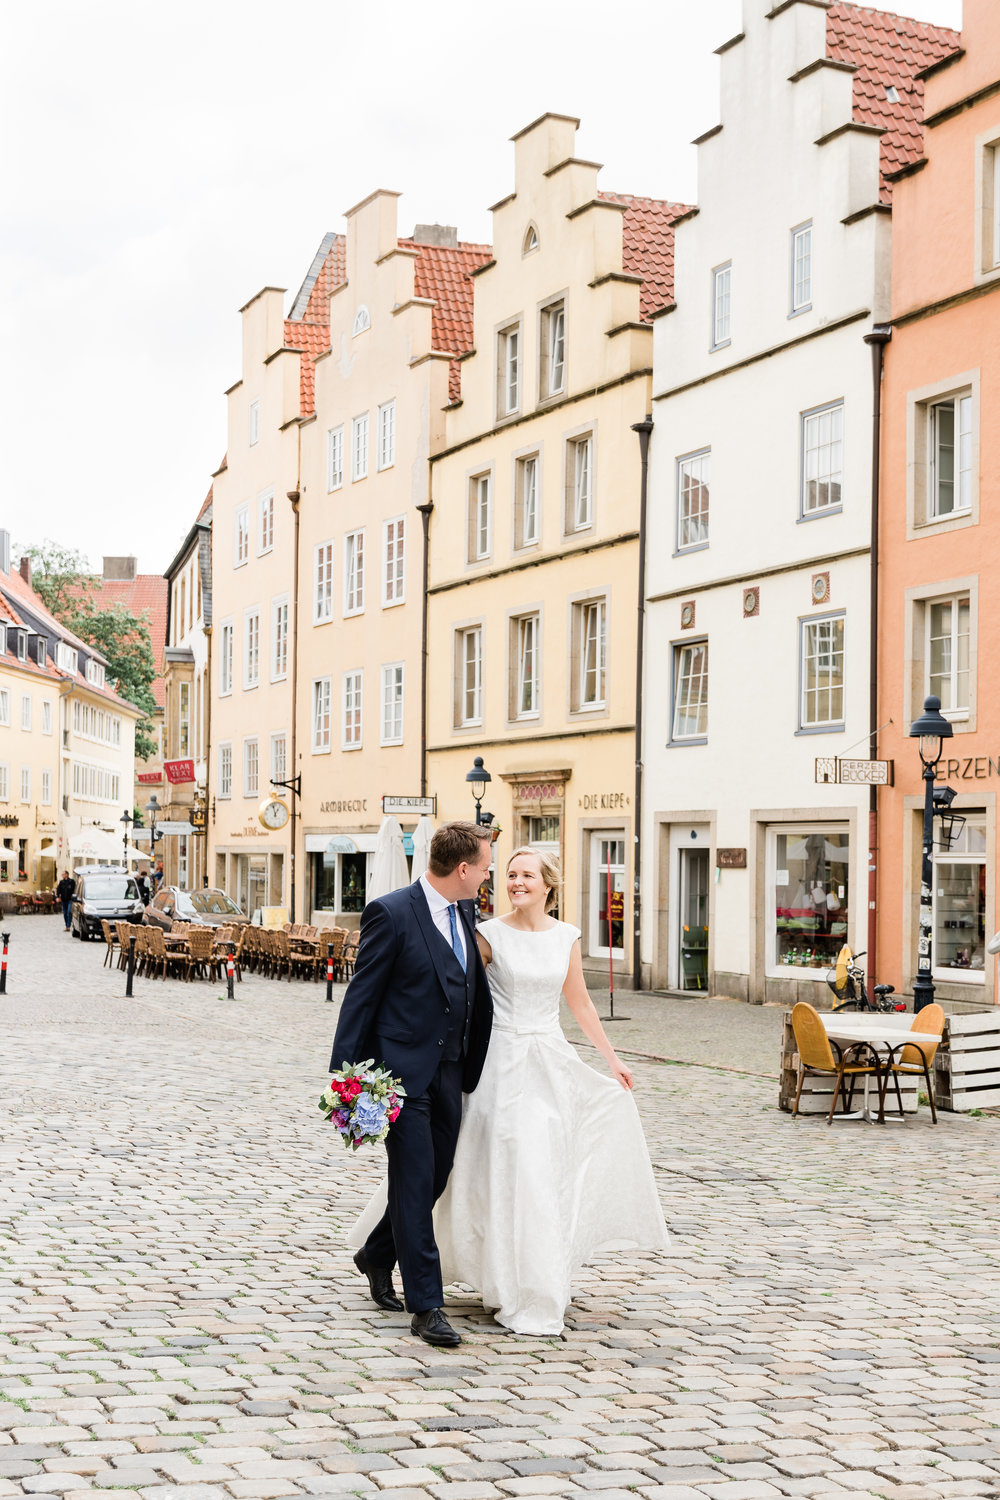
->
[506, 845, 561, 913]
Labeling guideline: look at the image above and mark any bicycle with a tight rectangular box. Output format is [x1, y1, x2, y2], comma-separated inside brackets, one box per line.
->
[826, 945, 906, 1013]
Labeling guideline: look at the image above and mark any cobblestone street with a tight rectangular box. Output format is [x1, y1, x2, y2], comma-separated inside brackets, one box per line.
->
[1, 914, 998, 1500]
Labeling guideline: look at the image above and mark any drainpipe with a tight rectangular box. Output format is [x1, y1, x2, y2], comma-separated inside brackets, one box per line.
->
[863, 325, 891, 995]
[287, 487, 301, 923]
[417, 502, 433, 799]
[630, 415, 653, 992]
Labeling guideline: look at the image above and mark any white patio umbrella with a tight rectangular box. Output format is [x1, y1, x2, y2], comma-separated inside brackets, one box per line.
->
[409, 816, 435, 882]
[366, 815, 410, 900]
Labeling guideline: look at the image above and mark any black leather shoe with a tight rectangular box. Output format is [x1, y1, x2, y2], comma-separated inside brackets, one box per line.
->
[411, 1307, 461, 1347]
[353, 1249, 404, 1311]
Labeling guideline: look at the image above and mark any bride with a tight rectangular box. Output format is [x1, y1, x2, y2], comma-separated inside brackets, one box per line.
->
[428, 845, 667, 1335]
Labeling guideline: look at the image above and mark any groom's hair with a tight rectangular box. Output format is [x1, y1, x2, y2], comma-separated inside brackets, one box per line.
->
[428, 821, 492, 876]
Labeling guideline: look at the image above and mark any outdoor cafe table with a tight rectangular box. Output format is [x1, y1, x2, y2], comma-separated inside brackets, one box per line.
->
[820, 1013, 940, 1122]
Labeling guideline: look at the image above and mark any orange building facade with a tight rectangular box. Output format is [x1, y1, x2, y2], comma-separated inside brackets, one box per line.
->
[878, 0, 1000, 1008]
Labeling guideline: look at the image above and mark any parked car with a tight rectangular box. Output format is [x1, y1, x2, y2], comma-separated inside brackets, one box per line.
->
[144, 886, 248, 932]
[71, 867, 145, 940]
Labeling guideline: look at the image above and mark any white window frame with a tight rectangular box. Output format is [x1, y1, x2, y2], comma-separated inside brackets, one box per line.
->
[314, 541, 334, 624]
[271, 595, 289, 681]
[0, 689, 7, 726]
[790, 223, 812, 314]
[0, 764, 7, 801]
[711, 262, 732, 349]
[243, 607, 260, 689]
[926, 593, 971, 721]
[929, 393, 973, 520]
[41, 768, 52, 806]
[55, 642, 77, 674]
[573, 597, 607, 713]
[21, 695, 32, 732]
[219, 619, 233, 696]
[676, 448, 710, 552]
[515, 453, 540, 549]
[342, 670, 363, 750]
[377, 400, 396, 471]
[248, 398, 260, 446]
[178, 680, 191, 755]
[380, 662, 405, 746]
[497, 321, 521, 419]
[566, 432, 594, 534]
[327, 425, 344, 492]
[344, 530, 366, 616]
[352, 412, 369, 482]
[234, 504, 250, 567]
[671, 639, 709, 743]
[312, 676, 332, 754]
[42, 700, 53, 735]
[456, 626, 483, 728]
[931, 814, 987, 985]
[801, 401, 844, 518]
[512, 612, 541, 721]
[382, 517, 405, 607]
[468, 473, 492, 562]
[799, 612, 846, 732]
[20, 766, 30, 804]
[218, 741, 232, 798]
[270, 730, 287, 787]
[258, 489, 275, 555]
[243, 737, 259, 798]
[539, 298, 566, 400]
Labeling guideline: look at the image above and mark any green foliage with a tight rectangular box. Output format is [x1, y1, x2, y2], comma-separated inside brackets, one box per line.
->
[17, 541, 92, 618]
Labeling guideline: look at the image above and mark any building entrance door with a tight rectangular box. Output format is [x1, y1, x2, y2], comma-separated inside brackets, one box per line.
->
[590, 834, 625, 958]
[679, 848, 710, 990]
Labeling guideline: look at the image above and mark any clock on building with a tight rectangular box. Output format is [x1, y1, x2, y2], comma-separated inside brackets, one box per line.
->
[258, 797, 290, 831]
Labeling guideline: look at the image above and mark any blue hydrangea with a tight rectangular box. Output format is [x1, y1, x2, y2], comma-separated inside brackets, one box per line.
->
[352, 1094, 388, 1138]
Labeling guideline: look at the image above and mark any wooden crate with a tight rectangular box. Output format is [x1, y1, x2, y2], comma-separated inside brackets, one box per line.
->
[934, 1010, 1000, 1111]
[779, 1012, 918, 1116]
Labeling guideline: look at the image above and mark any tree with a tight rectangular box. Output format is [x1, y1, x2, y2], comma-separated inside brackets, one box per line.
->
[16, 539, 159, 760]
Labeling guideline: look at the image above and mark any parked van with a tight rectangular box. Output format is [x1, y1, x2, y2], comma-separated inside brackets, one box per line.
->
[71, 866, 145, 941]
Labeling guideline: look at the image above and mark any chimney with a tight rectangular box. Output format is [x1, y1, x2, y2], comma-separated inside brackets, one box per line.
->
[411, 223, 458, 248]
[103, 555, 137, 581]
[0, 529, 9, 575]
[19, 555, 31, 588]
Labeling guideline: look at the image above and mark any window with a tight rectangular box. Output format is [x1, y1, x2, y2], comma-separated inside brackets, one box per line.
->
[992, 144, 1000, 269]
[801, 402, 844, 516]
[16, 631, 27, 662]
[574, 598, 607, 711]
[243, 608, 260, 688]
[930, 394, 973, 518]
[271, 596, 289, 680]
[21, 695, 31, 731]
[219, 620, 233, 696]
[0, 764, 8, 801]
[769, 824, 850, 974]
[790, 223, 812, 313]
[249, 398, 260, 445]
[312, 677, 332, 753]
[218, 742, 232, 798]
[933, 814, 986, 982]
[234, 505, 250, 567]
[352, 413, 369, 481]
[342, 670, 363, 749]
[456, 627, 483, 727]
[677, 449, 710, 551]
[42, 700, 52, 735]
[270, 731, 286, 786]
[0, 689, 7, 725]
[0, 625, 5, 654]
[468, 474, 492, 562]
[540, 299, 566, 400]
[800, 614, 845, 730]
[243, 738, 259, 797]
[85, 659, 106, 688]
[712, 262, 732, 348]
[515, 454, 540, 549]
[382, 518, 405, 606]
[672, 640, 709, 741]
[20, 767, 30, 804]
[179, 681, 191, 754]
[327, 426, 344, 491]
[41, 768, 51, 805]
[381, 663, 404, 745]
[523, 224, 539, 256]
[377, 401, 396, 470]
[258, 490, 274, 554]
[55, 642, 77, 674]
[497, 322, 521, 418]
[566, 433, 594, 532]
[344, 530, 365, 615]
[35, 636, 46, 665]
[927, 595, 970, 717]
[512, 613, 540, 719]
[314, 541, 334, 624]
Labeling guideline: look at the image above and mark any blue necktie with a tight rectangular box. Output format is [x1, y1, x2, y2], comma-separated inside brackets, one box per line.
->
[447, 904, 465, 967]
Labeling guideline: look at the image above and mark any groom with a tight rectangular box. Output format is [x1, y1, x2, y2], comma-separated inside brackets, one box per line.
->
[330, 820, 494, 1347]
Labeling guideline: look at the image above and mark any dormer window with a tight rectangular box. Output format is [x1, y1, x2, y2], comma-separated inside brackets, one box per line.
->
[0, 624, 6, 654]
[523, 224, 539, 256]
[16, 631, 26, 661]
[35, 636, 46, 666]
[86, 659, 106, 689]
[55, 642, 78, 674]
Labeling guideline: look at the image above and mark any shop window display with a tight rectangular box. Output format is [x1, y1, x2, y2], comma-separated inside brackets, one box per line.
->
[771, 826, 849, 972]
[933, 815, 985, 980]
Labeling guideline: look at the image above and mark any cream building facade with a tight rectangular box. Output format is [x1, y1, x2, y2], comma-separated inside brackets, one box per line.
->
[426, 113, 687, 982]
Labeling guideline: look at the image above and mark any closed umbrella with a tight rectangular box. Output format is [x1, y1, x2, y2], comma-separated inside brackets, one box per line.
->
[366, 816, 410, 900]
[410, 816, 435, 882]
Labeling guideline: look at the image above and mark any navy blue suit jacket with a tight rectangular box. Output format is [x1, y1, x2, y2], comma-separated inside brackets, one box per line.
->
[329, 882, 493, 1097]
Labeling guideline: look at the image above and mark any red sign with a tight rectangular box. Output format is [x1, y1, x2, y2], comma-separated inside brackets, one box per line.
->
[163, 759, 196, 785]
[137, 771, 162, 784]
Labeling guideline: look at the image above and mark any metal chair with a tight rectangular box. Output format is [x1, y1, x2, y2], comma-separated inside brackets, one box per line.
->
[879, 1004, 946, 1125]
[791, 1002, 882, 1125]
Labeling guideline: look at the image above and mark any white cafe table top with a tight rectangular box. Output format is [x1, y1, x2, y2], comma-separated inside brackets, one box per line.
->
[819, 1013, 939, 1049]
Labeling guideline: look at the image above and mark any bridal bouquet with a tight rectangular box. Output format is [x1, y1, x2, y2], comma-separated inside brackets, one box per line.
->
[319, 1061, 405, 1150]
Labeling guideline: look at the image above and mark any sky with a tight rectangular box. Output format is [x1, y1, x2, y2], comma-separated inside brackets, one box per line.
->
[2, 0, 962, 578]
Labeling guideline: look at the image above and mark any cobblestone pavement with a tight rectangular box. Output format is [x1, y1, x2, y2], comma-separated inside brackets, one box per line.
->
[1, 914, 998, 1500]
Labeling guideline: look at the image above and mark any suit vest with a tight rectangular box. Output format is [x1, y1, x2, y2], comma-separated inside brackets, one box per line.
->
[439, 932, 475, 1062]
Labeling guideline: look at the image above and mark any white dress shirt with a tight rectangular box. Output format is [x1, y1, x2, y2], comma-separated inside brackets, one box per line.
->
[419, 873, 467, 966]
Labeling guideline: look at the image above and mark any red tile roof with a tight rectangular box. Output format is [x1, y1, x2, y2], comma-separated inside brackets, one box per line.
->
[827, 4, 960, 200]
[64, 574, 169, 708]
[0, 566, 140, 706]
[598, 194, 695, 320]
[284, 235, 346, 417]
[407, 240, 493, 401]
[196, 482, 213, 521]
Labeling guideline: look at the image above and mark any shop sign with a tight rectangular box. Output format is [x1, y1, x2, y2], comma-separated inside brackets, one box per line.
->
[941, 757, 1000, 781]
[0, 815, 19, 828]
[815, 757, 894, 786]
[154, 820, 195, 836]
[717, 847, 747, 869]
[382, 795, 436, 815]
[319, 799, 366, 813]
[164, 759, 196, 785]
[579, 792, 630, 810]
[137, 771, 163, 784]
[229, 825, 264, 839]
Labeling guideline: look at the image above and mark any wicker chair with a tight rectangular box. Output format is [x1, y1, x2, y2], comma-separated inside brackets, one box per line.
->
[879, 1004, 946, 1125]
[177, 925, 215, 981]
[342, 929, 361, 979]
[143, 924, 173, 980]
[114, 921, 132, 971]
[791, 1002, 882, 1125]
[268, 928, 292, 981]
[100, 919, 119, 969]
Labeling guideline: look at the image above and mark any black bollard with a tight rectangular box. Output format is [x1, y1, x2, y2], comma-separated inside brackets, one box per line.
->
[226, 942, 235, 1000]
[0, 931, 9, 995]
[325, 941, 334, 1002]
[125, 933, 137, 998]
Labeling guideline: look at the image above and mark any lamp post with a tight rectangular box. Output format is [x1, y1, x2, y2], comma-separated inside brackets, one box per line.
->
[908, 694, 954, 1013]
[120, 808, 133, 867]
[145, 794, 162, 864]
[465, 756, 492, 826]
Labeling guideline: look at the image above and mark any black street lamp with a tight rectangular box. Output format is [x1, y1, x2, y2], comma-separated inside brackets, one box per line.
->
[465, 756, 492, 825]
[119, 808, 133, 867]
[908, 694, 954, 1013]
[145, 794, 162, 853]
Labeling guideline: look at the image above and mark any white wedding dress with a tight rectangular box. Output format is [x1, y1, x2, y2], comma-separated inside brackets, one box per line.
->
[351, 918, 669, 1335]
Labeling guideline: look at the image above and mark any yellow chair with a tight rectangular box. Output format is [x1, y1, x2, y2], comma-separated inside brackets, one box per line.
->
[791, 1002, 882, 1125]
[879, 1004, 945, 1125]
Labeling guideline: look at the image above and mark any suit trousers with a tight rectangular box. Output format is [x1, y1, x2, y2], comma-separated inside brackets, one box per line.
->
[363, 1057, 464, 1314]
